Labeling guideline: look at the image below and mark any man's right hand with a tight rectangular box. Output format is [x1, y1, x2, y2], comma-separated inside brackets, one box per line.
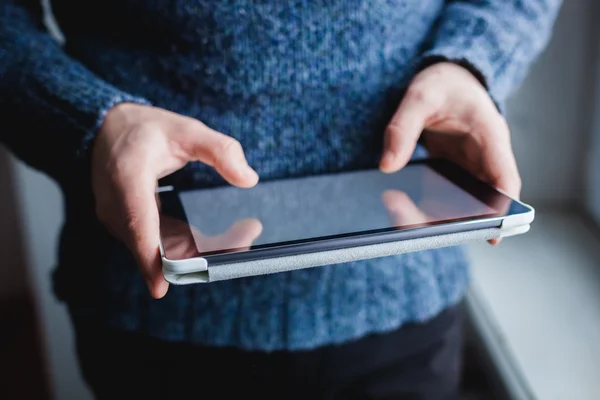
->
[92, 103, 259, 299]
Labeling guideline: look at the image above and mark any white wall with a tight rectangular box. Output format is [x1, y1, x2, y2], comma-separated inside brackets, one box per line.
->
[4, 1, 594, 399]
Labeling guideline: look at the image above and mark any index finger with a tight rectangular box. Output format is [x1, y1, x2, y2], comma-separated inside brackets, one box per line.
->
[380, 87, 436, 173]
[474, 113, 522, 245]
[179, 123, 259, 188]
[475, 113, 522, 200]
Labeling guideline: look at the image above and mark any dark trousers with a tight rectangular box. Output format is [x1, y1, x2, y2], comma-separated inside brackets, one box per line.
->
[71, 305, 463, 400]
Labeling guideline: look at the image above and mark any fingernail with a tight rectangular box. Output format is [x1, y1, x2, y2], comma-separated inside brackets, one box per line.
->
[381, 151, 396, 168]
[233, 159, 249, 174]
[242, 167, 259, 182]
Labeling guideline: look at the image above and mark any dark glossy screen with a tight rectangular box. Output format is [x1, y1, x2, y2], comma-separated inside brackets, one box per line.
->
[159, 161, 527, 258]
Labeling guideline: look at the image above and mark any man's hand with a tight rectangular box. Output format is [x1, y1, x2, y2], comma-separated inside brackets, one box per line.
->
[380, 62, 521, 244]
[92, 104, 259, 299]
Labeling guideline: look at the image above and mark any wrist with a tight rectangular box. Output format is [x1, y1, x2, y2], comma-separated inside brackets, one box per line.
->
[101, 102, 146, 131]
[93, 102, 138, 161]
[416, 58, 487, 90]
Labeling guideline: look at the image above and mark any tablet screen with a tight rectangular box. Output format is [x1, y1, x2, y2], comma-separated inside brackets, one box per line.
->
[160, 160, 527, 258]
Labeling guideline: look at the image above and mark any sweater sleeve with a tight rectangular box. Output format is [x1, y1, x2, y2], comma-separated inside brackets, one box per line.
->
[419, 0, 563, 106]
[0, 0, 150, 180]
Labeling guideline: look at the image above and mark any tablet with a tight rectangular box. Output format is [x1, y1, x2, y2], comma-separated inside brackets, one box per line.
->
[158, 159, 534, 284]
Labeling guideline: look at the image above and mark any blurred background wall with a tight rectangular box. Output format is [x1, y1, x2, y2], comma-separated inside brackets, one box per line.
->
[0, 147, 49, 397]
[507, 0, 598, 206]
[0, 1, 598, 399]
[0, 147, 27, 299]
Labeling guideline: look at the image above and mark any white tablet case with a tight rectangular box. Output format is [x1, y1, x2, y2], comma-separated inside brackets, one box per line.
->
[161, 217, 531, 285]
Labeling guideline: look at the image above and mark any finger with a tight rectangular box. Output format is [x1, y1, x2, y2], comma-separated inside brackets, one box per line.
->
[380, 88, 434, 173]
[475, 115, 522, 246]
[381, 190, 429, 226]
[477, 115, 522, 200]
[119, 173, 169, 298]
[181, 124, 259, 188]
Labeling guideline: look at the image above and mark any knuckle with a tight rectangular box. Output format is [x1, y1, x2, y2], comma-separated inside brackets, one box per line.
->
[474, 110, 509, 142]
[175, 120, 210, 155]
[107, 153, 149, 183]
[385, 123, 403, 138]
[106, 160, 131, 187]
[123, 211, 143, 246]
[178, 120, 201, 137]
[136, 121, 161, 135]
[464, 93, 487, 115]
[462, 94, 481, 118]
[175, 118, 211, 140]
[405, 85, 429, 105]
[222, 136, 243, 154]
[216, 137, 243, 163]
[123, 210, 139, 232]
[104, 157, 124, 177]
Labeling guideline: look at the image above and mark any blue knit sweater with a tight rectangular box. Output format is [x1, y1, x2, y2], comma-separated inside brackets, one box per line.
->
[0, 0, 560, 351]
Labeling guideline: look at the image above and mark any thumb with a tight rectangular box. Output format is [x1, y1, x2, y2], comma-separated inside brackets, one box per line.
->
[380, 88, 432, 173]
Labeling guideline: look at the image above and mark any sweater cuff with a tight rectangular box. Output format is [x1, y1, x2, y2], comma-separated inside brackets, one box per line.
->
[418, 8, 524, 113]
[416, 51, 504, 114]
[81, 93, 152, 158]
[15, 54, 152, 160]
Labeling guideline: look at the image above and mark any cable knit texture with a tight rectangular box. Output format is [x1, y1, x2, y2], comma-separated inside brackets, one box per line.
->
[0, 0, 561, 350]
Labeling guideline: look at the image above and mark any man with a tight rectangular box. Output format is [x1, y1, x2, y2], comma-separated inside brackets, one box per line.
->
[0, 1, 561, 398]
